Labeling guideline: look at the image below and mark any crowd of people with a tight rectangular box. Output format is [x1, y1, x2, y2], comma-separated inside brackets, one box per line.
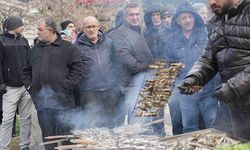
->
[0, 0, 250, 149]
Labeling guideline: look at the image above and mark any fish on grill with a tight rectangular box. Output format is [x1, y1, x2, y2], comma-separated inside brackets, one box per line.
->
[135, 60, 184, 117]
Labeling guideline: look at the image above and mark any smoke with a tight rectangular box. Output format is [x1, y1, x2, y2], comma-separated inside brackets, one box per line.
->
[36, 85, 64, 111]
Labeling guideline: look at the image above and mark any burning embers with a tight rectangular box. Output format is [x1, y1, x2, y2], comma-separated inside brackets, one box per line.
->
[135, 60, 184, 117]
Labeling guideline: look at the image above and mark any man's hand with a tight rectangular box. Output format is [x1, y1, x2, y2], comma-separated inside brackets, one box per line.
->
[178, 76, 199, 95]
[0, 83, 7, 94]
[214, 83, 235, 105]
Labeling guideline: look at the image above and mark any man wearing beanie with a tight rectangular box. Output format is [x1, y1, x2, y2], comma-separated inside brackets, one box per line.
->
[0, 16, 33, 150]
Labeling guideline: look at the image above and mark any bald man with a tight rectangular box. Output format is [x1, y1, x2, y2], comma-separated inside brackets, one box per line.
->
[74, 16, 124, 128]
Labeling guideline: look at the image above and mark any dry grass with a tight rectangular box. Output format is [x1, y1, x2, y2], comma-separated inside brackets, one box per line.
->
[10, 137, 20, 150]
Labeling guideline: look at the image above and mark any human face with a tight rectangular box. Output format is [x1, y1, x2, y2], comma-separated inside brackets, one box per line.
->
[209, 0, 235, 15]
[14, 26, 24, 35]
[162, 14, 173, 28]
[151, 11, 161, 26]
[83, 19, 99, 42]
[60, 34, 70, 41]
[36, 20, 52, 43]
[66, 23, 76, 34]
[125, 7, 140, 26]
[197, 7, 208, 24]
[177, 12, 195, 32]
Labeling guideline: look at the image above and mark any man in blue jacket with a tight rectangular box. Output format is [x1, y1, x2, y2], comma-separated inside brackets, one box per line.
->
[165, 1, 218, 134]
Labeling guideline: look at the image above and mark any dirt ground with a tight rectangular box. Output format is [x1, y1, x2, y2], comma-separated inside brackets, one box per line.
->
[10, 137, 20, 150]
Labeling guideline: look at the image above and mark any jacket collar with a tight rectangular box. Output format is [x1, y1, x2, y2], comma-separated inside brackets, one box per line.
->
[38, 36, 62, 47]
[3, 31, 21, 39]
[123, 21, 141, 34]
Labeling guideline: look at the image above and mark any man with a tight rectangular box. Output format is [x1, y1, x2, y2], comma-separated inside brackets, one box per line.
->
[60, 20, 77, 43]
[113, 3, 152, 86]
[144, 3, 165, 59]
[165, 1, 218, 134]
[193, 3, 209, 24]
[112, 3, 153, 126]
[23, 17, 82, 150]
[161, 4, 175, 33]
[0, 16, 33, 150]
[75, 16, 123, 128]
[178, 0, 250, 140]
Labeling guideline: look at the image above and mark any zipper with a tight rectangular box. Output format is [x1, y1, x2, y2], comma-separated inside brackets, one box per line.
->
[95, 46, 101, 65]
[222, 14, 230, 79]
[7, 68, 11, 80]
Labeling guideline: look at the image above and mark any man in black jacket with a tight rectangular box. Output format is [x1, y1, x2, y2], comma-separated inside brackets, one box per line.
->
[178, 0, 250, 140]
[23, 17, 82, 150]
[0, 16, 32, 150]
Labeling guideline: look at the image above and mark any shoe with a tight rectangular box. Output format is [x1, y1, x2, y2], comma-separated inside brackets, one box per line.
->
[21, 147, 29, 150]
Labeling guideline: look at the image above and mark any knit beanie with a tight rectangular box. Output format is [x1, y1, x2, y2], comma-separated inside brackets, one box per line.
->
[3, 16, 24, 31]
[60, 20, 73, 30]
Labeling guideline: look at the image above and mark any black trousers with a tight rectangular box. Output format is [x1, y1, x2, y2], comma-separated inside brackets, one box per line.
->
[230, 109, 250, 140]
[37, 108, 72, 150]
[80, 87, 125, 128]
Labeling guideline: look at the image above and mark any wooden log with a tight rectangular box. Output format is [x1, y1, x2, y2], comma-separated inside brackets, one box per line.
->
[70, 139, 97, 145]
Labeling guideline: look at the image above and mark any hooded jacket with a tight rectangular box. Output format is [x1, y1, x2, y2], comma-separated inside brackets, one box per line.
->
[165, 1, 216, 98]
[186, 0, 250, 111]
[0, 32, 30, 87]
[75, 30, 120, 91]
[143, 4, 166, 59]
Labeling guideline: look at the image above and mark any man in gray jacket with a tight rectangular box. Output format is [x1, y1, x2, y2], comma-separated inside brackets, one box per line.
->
[113, 3, 153, 86]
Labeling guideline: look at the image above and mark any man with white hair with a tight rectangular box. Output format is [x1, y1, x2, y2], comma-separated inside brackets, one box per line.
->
[75, 16, 123, 128]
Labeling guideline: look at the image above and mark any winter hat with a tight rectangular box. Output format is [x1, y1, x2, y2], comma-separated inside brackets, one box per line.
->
[161, 4, 176, 18]
[60, 20, 73, 30]
[3, 16, 24, 31]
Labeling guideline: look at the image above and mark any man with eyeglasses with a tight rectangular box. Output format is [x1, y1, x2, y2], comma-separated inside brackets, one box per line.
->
[74, 16, 124, 128]
[23, 17, 82, 150]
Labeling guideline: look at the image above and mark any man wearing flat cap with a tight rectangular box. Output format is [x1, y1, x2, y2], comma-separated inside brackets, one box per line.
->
[0, 16, 33, 150]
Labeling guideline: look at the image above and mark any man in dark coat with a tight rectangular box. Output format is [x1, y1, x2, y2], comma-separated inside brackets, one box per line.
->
[112, 3, 153, 123]
[23, 17, 82, 150]
[0, 16, 33, 150]
[178, 0, 250, 140]
[113, 3, 153, 86]
[75, 16, 123, 128]
[143, 3, 166, 59]
[165, 1, 218, 134]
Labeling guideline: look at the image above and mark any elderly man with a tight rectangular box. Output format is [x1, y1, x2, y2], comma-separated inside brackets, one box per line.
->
[178, 0, 250, 140]
[74, 16, 123, 128]
[0, 16, 33, 150]
[165, 1, 218, 134]
[23, 17, 82, 150]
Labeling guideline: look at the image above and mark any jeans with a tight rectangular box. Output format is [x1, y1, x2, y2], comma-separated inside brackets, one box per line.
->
[169, 88, 218, 134]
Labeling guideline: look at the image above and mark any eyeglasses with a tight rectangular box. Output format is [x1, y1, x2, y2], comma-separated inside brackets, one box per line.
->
[84, 25, 99, 29]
